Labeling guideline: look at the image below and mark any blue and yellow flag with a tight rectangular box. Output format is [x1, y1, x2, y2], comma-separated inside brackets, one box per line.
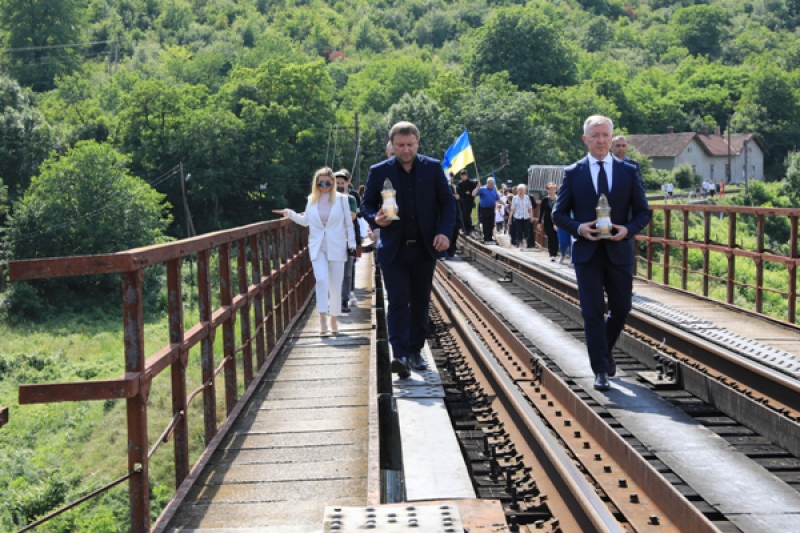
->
[442, 130, 475, 176]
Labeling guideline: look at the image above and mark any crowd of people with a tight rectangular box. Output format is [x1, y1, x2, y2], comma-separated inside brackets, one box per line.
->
[277, 115, 651, 394]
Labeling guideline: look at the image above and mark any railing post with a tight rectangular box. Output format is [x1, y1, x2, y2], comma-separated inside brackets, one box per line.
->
[122, 269, 150, 533]
[663, 207, 671, 285]
[682, 210, 689, 290]
[252, 233, 268, 366]
[281, 227, 291, 332]
[219, 243, 238, 416]
[167, 258, 190, 489]
[272, 227, 285, 338]
[260, 231, 275, 362]
[262, 231, 277, 355]
[288, 227, 299, 319]
[789, 216, 798, 324]
[197, 249, 218, 444]
[727, 212, 737, 305]
[755, 215, 765, 314]
[703, 212, 711, 297]
[238, 239, 254, 386]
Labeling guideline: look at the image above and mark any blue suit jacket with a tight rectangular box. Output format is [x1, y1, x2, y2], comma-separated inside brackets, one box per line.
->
[552, 156, 651, 266]
[361, 155, 456, 264]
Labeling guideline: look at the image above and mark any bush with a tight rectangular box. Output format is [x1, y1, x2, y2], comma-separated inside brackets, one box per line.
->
[3, 141, 172, 319]
[671, 164, 698, 190]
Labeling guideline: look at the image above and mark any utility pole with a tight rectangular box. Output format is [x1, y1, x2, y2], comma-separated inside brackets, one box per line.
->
[179, 163, 196, 238]
[352, 112, 361, 187]
[501, 149, 509, 185]
[179, 162, 197, 308]
[744, 139, 749, 197]
[727, 122, 732, 184]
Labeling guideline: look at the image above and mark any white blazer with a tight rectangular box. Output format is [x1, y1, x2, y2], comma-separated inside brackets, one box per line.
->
[287, 193, 356, 262]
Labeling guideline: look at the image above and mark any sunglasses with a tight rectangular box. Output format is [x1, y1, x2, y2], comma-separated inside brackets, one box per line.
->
[318, 180, 333, 187]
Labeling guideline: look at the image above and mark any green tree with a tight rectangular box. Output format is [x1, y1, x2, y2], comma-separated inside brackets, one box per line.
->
[735, 61, 800, 178]
[4, 141, 172, 315]
[670, 5, 728, 58]
[782, 151, 800, 202]
[220, 59, 336, 215]
[464, 5, 577, 88]
[412, 9, 455, 48]
[0, 75, 53, 199]
[340, 48, 437, 114]
[456, 77, 559, 181]
[671, 163, 698, 190]
[530, 82, 617, 163]
[386, 91, 446, 156]
[0, 0, 86, 91]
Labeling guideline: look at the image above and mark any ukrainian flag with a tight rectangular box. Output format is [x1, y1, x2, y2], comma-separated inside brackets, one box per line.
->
[442, 130, 475, 176]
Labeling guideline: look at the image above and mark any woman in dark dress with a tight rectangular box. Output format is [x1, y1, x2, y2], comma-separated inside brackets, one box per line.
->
[537, 182, 559, 261]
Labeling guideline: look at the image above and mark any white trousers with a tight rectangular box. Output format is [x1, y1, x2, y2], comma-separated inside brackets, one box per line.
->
[311, 236, 345, 316]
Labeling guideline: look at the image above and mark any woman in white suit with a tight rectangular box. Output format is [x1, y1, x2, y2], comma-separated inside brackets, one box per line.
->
[274, 167, 356, 335]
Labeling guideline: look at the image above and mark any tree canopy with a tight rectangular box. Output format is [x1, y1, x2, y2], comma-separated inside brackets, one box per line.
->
[0, 0, 799, 261]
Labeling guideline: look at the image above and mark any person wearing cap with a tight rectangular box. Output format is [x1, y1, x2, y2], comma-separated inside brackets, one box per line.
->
[335, 170, 359, 313]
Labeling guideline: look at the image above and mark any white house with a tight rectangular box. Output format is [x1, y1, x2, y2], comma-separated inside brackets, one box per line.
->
[627, 128, 764, 185]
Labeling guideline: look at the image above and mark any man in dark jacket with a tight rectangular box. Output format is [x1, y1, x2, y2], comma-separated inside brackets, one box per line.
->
[361, 122, 456, 378]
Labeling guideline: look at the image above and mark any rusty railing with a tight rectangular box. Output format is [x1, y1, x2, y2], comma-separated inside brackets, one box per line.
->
[7, 219, 313, 532]
[635, 204, 800, 324]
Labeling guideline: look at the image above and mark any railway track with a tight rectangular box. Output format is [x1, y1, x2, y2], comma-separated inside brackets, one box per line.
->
[458, 239, 800, 457]
[424, 238, 800, 532]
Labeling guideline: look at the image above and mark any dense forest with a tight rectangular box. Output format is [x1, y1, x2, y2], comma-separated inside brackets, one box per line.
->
[3, 1, 800, 530]
[1, 0, 800, 246]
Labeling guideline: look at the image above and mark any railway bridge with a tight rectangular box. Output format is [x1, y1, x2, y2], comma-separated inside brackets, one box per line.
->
[3, 204, 800, 533]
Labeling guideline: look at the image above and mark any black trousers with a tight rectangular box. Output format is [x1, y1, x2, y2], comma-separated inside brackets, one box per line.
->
[574, 244, 633, 375]
[479, 207, 494, 242]
[543, 221, 558, 257]
[460, 200, 474, 234]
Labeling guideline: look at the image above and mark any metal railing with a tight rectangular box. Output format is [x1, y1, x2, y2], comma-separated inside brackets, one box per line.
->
[7, 219, 313, 532]
[634, 204, 800, 324]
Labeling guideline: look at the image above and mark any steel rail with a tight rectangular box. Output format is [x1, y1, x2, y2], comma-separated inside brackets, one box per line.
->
[433, 263, 722, 533]
[431, 278, 619, 533]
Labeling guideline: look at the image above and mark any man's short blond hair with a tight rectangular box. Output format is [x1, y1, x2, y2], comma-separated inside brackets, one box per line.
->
[389, 121, 420, 141]
[584, 115, 614, 136]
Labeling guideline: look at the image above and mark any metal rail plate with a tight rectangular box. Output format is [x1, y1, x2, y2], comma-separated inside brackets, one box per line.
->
[323, 504, 464, 532]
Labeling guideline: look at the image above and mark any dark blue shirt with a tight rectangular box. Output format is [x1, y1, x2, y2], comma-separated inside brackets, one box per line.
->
[476, 186, 500, 209]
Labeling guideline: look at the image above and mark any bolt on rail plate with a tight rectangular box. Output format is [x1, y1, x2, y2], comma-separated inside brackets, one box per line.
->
[323, 504, 464, 532]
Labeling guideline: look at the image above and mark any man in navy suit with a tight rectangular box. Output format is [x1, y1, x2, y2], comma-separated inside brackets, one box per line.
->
[361, 122, 456, 378]
[552, 116, 651, 391]
[611, 135, 643, 181]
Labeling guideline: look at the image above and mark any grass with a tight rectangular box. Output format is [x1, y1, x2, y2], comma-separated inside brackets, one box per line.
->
[0, 300, 259, 532]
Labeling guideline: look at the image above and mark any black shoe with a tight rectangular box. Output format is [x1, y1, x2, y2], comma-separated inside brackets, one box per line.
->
[409, 352, 428, 371]
[341, 304, 351, 313]
[593, 373, 610, 391]
[391, 357, 410, 379]
[606, 354, 617, 377]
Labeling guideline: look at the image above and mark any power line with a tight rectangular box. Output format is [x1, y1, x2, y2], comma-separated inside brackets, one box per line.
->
[1, 40, 119, 54]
